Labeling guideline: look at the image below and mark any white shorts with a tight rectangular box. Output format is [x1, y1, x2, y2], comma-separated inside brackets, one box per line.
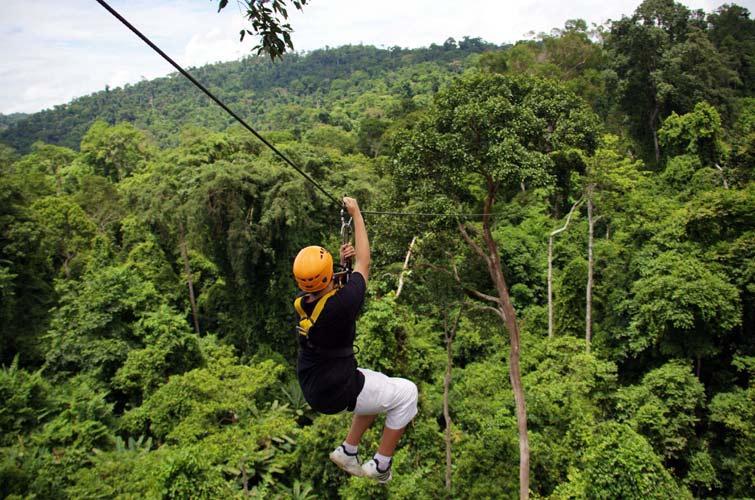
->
[353, 368, 418, 429]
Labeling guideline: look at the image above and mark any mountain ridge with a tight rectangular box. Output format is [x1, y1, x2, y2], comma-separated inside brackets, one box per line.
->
[0, 39, 500, 153]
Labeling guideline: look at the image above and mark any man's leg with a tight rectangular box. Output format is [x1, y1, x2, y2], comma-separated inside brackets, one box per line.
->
[346, 413, 377, 446]
[377, 425, 406, 456]
[331, 414, 377, 477]
[362, 378, 418, 482]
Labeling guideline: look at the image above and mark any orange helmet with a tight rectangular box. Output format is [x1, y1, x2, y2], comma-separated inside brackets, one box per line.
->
[293, 246, 334, 292]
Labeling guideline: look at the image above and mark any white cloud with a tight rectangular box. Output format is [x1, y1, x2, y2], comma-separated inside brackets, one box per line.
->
[1, 0, 753, 114]
[108, 69, 136, 89]
[183, 15, 247, 67]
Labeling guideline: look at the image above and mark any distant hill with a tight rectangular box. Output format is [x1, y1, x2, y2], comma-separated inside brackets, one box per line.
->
[0, 113, 29, 132]
[0, 39, 500, 153]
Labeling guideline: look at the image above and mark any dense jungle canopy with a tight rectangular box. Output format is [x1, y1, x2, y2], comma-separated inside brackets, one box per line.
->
[0, 0, 753, 498]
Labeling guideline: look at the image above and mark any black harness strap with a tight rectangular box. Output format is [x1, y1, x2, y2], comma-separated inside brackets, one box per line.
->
[301, 341, 355, 358]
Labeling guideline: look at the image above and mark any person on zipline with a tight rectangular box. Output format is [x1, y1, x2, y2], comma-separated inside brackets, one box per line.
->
[292, 196, 418, 483]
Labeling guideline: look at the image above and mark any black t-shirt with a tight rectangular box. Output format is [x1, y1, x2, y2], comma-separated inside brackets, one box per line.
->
[296, 272, 367, 414]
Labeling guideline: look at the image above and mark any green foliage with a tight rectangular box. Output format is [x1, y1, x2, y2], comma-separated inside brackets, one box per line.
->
[33, 374, 114, 452]
[0, 170, 57, 365]
[45, 261, 162, 381]
[113, 305, 202, 403]
[453, 413, 520, 498]
[0, 358, 52, 445]
[80, 121, 153, 182]
[627, 251, 740, 357]
[615, 360, 705, 462]
[661, 154, 705, 193]
[1, 44, 493, 153]
[659, 101, 724, 165]
[521, 335, 617, 495]
[355, 296, 403, 374]
[303, 124, 357, 154]
[607, 0, 738, 162]
[218, 0, 309, 60]
[708, 356, 755, 496]
[1, 6, 754, 498]
[556, 422, 689, 499]
[29, 195, 96, 278]
[708, 4, 755, 91]
[554, 257, 587, 337]
[391, 72, 599, 220]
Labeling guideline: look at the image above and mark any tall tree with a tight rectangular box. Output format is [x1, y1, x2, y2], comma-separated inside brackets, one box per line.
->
[707, 4, 755, 95]
[547, 198, 583, 338]
[391, 73, 599, 499]
[80, 121, 153, 183]
[605, 0, 736, 162]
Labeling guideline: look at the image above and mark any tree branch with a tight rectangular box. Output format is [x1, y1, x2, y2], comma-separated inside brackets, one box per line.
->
[458, 222, 488, 265]
[423, 260, 499, 305]
[451, 259, 500, 303]
[395, 236, 417, 299]
[715, 163, 729, 189]
[469, 303, 506, 322]
[549, 196, 584, 238]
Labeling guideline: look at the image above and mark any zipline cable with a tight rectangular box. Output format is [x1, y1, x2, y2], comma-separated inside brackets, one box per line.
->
[94, 0, 341, 209]
[361, 210, 490, 218]
[95, 0, 502, 222]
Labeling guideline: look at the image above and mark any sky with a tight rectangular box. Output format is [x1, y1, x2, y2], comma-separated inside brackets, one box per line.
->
[0, 0, 750, 114]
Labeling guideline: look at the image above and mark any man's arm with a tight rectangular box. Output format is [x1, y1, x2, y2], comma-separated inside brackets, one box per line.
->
[343, 197, 370, 284]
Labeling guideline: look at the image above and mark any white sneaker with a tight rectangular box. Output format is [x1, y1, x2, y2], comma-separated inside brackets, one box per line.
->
[329, 445, 364, 477]
[362, 458, 392, 483]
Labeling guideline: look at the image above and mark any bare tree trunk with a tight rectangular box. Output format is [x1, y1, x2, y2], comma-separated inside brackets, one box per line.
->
[457, 178, 533, 497]
[54, 166, 63, 196]
[478, 179, 529, 499]
[715, 164, 729, 189]
[443, 306, 463, 495]
[395, 236, 417, 299]
[548, 237, 554, 338]
[586, 190, 594, 352]
[548, 198, 583, 338]
[62, 254, 72, 279]
[179, 222, 201, 335]
[650, 103, 660, 164]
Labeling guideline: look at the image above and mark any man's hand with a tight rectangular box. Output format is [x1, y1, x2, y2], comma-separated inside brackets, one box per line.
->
[340, 243, 356, 263]
[343, 197, 361, 218]
[343, 195, 369, 283]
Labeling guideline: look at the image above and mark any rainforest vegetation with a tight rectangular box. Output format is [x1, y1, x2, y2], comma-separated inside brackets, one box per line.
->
[0, 0, 753, 498]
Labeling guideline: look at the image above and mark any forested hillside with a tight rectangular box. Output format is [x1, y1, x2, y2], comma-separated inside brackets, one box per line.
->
[0, 114, 28, 133]
[0, 39, 497, 154]
[1, 1, 753, 498]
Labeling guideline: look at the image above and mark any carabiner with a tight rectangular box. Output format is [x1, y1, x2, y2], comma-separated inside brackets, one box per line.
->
[335, 206, 353, 286]
[340, 207, 353, 247]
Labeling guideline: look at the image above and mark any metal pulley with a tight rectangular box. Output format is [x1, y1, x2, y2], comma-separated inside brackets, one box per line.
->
[334, 206, 353, 286]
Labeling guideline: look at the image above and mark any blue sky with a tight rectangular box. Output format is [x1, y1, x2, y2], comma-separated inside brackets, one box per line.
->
[0, 0, 746, 114]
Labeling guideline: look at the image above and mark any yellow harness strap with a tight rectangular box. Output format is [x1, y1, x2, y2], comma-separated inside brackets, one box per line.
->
[294, 289, 338, 337]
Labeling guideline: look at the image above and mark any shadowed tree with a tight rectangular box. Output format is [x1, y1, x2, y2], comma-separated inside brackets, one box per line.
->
[80, 121, 153, 183]
[606, 0, 736, 162]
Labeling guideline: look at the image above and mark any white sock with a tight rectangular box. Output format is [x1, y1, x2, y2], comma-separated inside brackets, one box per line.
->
[342, 442, 358, 455]
[373, 452, 392, 471]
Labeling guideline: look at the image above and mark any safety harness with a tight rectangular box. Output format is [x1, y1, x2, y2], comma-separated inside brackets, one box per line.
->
[294, 289, 354, 358]
[293, 206, 356, 358]
[294, 289, 337, 337]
